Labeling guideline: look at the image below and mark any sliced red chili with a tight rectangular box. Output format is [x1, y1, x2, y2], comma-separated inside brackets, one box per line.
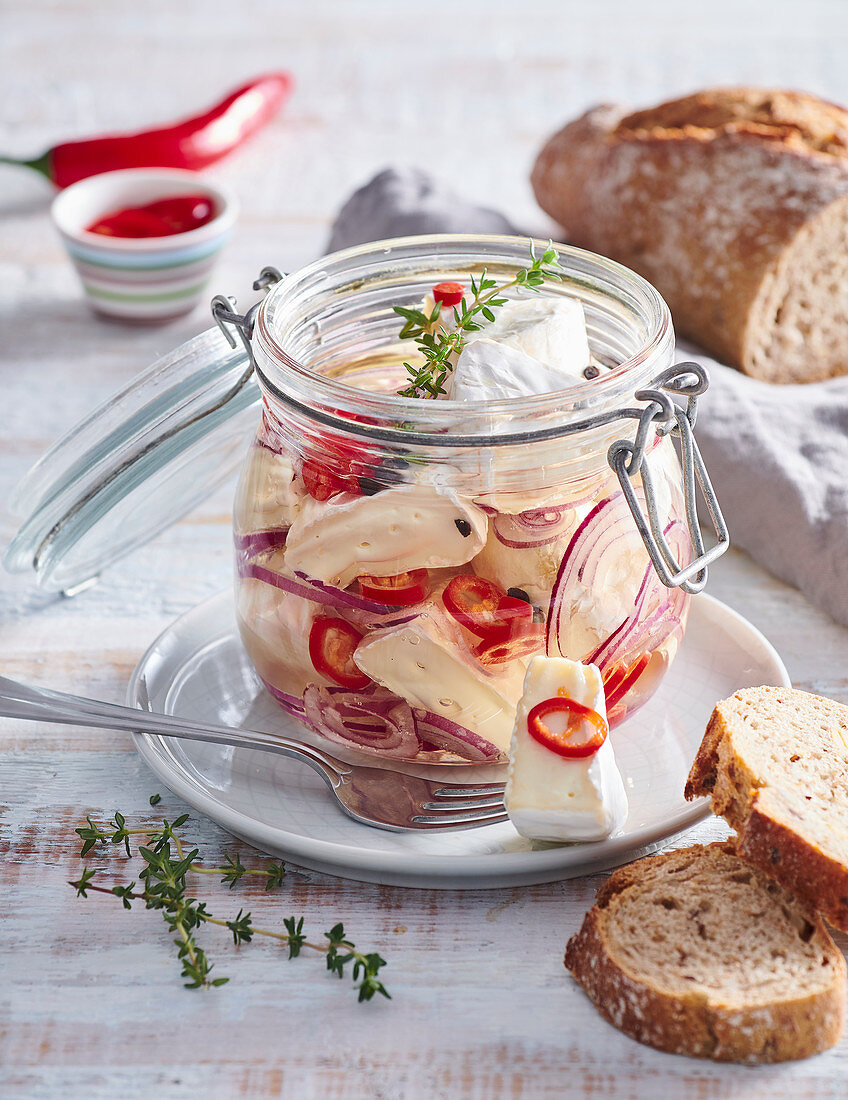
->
[474, 618, 543, 666]
[301, 458, 354, 502]
[443, 575, 503, 638]
[358, 569, 430, 607]
[299, 427, 377, 501]
[432, 282, 465, 307]
[527, 696, 608, 758]
[495, 595, 534, 624]
[308, 616, 370, 689]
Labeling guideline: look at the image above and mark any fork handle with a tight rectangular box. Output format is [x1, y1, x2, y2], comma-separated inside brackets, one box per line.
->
[0, 675, 347, 784]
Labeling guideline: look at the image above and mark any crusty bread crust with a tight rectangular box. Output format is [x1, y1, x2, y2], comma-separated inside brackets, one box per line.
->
[531, 88, 848, 382]
[565, 843, 846, 1063]
[686, 686, 848, 930]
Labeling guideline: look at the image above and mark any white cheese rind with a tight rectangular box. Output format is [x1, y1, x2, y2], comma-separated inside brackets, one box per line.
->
[504, 656, 628, 842]
[283, 484, 487, 587]
[234, 446, 300, 535]
[352, 613, 525, 752]
[450, 297, 591, 402]
[451, 340, 576, 402]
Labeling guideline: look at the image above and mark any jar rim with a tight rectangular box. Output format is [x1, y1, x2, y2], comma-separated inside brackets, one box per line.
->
[253, 233, 673, 447]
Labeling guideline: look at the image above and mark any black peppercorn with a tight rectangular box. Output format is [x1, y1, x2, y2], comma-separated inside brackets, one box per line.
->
[358, 476, 381, 496]
[455, 518, 472, 537]
[583, 364, 600, 380]
[507, 587, 531, 603]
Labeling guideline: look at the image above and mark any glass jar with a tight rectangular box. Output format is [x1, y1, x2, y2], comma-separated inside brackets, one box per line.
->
[230, 235, 711, 766]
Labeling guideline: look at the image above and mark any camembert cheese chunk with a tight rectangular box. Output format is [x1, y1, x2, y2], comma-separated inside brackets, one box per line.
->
[504, 656, 628, 842]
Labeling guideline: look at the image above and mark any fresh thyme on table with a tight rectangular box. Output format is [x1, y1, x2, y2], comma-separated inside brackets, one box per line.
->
[394, 241, 564, 399]
[69, 802, 390, 1002]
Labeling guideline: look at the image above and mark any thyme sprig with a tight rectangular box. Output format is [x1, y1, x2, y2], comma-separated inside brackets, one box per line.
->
[70, 803, 390, 1001]
[394, 240, 564, 399]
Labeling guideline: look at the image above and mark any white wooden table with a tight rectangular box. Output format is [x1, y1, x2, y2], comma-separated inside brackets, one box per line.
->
[4, 2, 848, 1096]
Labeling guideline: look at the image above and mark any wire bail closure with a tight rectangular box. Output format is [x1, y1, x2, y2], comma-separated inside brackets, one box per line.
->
[211, 266, 284, 360]
[608, 362, 729, 595]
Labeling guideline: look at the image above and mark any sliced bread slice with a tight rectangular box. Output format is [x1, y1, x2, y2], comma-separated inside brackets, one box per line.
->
[565, 842, 846, 1062]
[686, 685, 848, 929]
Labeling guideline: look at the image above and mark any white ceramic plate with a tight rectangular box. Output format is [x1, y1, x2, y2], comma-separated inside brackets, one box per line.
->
[128, 591, 789, 889]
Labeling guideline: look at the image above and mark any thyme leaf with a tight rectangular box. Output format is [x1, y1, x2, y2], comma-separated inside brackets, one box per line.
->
[69, 802, 389, 1001]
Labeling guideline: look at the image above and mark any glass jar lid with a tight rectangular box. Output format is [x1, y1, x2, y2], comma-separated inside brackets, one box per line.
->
[4, 326, 259, 594]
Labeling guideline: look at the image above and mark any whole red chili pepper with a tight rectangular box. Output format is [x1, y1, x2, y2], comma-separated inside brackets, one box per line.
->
[0, 73, 292, 189]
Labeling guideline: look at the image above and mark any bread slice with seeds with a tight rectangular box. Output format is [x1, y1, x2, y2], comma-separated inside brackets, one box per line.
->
[686, 685, 848, 930]
[565, 842, 846, 1062]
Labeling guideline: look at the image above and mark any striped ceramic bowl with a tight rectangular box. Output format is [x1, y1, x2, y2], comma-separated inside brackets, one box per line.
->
[51, 168, 238, 322]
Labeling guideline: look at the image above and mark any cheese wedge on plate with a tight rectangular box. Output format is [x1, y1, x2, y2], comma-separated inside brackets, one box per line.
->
[505, 656, 628, 842]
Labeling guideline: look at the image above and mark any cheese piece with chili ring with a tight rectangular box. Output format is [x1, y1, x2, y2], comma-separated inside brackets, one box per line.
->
[505, 656, 628, 841]
[284, 484, 487, 587]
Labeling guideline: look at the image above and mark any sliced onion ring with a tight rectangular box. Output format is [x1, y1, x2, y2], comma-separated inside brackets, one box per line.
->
[546, 495, 639, 659]
[243, 562, 354, 608]
[293, 571, 399, 614]
[492, 507, 575, 550]
[302, 684, 421, 759]
[240, 559, 397, 615]
[234, 527, 290, 557]
[414, 710, 505, 762]
[260, 678, 307, 716]
[262, 677, 506, 764]
[586, 521, 690, 674]
[547, 498, 692, 725]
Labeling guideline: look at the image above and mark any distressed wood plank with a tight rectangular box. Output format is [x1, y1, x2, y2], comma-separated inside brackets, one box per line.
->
[4, 1, 848, 1096]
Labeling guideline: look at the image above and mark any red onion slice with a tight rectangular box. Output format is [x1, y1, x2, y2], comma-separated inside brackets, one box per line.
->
[585, 616, 630, 669]
[302, 684, 421, 759]
[263, 678, 505, 764]
[240, 559, 397, 616]
[243, 562, 352, 608]
[343, 606, 423, 634]
[546, 495, 636, 659]
[234, 527, 290, 557]
[595, 546, 689, 675]
[292, 571, 398, 615]
[414, 710, 505, 762]
[548, 500, 691, 693]
[260, 677, 307, 716]
[492, 505, 576, 550]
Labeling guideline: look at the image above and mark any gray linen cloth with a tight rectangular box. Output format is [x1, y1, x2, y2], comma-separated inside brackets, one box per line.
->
[328, 167, 848, 627]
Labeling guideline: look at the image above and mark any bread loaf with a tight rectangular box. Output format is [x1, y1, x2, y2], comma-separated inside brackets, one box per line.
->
[531, 88, 848, 383]
[564, 842, 846, 1062]
[686, 684, 848, 930]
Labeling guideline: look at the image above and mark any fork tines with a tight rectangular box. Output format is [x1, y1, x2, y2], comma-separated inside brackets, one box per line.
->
[411, 782, 507, 829]
[432, 783, 506, 799]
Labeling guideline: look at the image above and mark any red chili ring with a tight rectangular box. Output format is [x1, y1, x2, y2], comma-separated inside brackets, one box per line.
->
[432, 282, 465, 307]
[526, 696, 608, 758]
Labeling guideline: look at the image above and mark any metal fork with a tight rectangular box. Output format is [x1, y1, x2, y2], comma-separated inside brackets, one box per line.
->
[0, 675, 507, 833]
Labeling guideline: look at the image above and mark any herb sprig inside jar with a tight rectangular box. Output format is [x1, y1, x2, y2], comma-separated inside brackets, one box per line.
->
[394, 242, 597, 399]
